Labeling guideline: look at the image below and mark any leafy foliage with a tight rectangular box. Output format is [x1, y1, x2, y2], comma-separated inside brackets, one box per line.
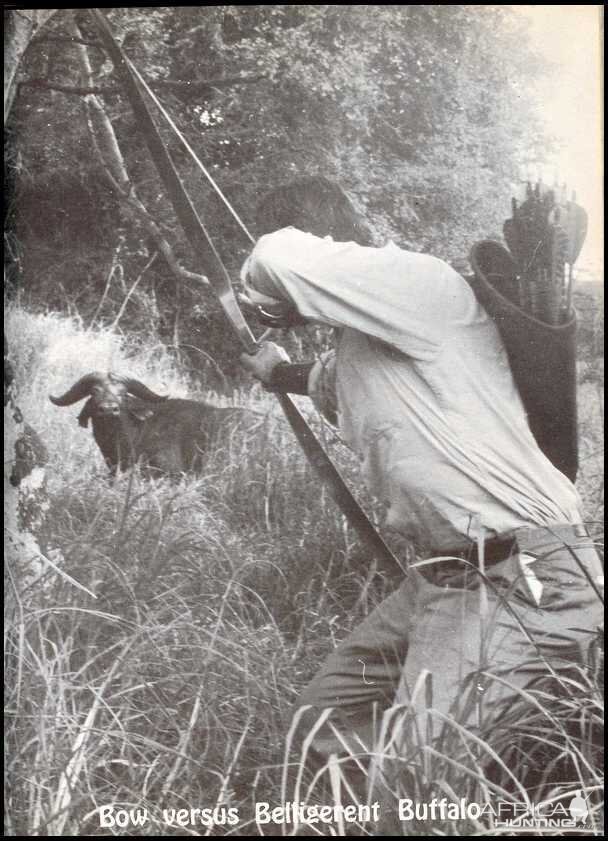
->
[7, 6, 549, 379]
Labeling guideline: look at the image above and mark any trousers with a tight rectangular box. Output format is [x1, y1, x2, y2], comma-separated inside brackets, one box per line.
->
[294, 525, 603, 766]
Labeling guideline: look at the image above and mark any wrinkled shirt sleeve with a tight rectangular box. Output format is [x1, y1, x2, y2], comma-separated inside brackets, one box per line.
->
[247, 228, 478, 361]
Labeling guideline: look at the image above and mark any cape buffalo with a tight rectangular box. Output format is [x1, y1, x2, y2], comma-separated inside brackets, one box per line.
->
[49, 371, 247, 476]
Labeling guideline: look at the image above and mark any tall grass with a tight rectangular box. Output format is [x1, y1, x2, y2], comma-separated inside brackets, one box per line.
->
[4, 305, 604, 836]
[5, 306, 397, 836]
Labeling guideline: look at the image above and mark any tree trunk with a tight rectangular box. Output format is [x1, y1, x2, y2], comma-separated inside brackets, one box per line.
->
[5, 9, 58, 596]
[72, 22, 209, 291]
[4, 8, 58, 122]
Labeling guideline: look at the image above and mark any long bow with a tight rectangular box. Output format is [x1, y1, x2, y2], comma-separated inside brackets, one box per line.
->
[89, 9, 403, 574]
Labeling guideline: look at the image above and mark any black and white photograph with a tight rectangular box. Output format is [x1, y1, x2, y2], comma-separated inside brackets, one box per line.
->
[4, 5, 604, 837]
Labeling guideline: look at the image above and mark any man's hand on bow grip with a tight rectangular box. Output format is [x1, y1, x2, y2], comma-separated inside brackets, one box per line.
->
[240, 341, 291, 385]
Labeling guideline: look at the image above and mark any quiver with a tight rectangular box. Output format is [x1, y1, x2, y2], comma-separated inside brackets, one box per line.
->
[469, 240, 578, 482]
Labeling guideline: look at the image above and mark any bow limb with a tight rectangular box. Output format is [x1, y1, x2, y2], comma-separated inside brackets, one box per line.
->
[89, 9, 257, 353]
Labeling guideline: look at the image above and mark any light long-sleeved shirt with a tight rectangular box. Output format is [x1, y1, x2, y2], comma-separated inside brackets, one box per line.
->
[245, 227, 582, 554]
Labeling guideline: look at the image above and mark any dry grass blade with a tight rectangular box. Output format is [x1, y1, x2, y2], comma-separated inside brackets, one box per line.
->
[5, 528, 97, 599]
[47, 638, 134, 834]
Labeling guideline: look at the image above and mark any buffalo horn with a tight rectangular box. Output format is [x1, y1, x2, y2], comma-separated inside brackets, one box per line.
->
[121, 377, 168, 403]
[49, 372, 102, 406]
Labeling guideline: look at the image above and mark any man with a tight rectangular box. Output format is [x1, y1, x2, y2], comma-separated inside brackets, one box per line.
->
[240, 181, 603, 798]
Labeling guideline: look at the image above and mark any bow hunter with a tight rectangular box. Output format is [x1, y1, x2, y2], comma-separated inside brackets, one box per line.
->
[240, 176, 603, 791]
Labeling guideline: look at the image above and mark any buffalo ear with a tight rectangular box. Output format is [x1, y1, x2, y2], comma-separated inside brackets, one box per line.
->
[77, 399, 94, 429]
[125, 395, 155, 422]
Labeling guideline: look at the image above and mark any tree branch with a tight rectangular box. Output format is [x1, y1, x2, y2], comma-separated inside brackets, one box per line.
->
[88, 104, 209, 288]
[152, 75, 266, 92]
[72, 24, 209, 290]
[19, 78, 115, 96]
[32, 33, 104, 49]
[19, 74, 266, 98]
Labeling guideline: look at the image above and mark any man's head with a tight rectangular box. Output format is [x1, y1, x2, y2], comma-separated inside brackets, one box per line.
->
[255, 175, 374, 245]
[242, 176, 373, 328]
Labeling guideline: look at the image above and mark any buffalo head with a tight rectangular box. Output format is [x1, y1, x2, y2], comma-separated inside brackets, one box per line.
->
[50, 371, 167, 415]
[50, 372, 168, 472]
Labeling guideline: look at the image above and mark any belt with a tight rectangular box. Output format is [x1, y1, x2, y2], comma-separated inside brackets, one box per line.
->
[448, 535, 517, 568]
[444, 523, 590, 570]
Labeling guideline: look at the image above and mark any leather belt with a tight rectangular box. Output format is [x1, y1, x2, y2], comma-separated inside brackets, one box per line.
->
[448, 535, 517, 568]
[444, 523, 590, 570]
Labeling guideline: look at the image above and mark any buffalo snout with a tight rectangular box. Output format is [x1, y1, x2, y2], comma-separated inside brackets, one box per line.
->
[97, 402, 121, 418]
